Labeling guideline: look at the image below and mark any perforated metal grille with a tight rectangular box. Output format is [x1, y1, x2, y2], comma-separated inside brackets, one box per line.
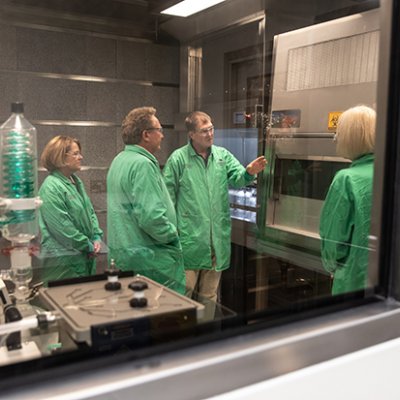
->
[286, 30, 379, 91]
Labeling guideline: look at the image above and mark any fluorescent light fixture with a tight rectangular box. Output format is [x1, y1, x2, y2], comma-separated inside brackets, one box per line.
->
[161, 0, 227, 17]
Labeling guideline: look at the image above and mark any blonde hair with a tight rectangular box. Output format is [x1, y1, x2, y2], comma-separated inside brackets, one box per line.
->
[122, 106, 157, 145]
[41, 135, 81, 172]
[336, 105, 376, 160]
[185, 111, 212, 132]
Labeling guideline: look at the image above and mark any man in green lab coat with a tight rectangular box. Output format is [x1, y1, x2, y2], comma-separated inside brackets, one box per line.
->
[107, 107, 185, 294]
[320, 105, 376, 295]
[163, 111, 266, 308]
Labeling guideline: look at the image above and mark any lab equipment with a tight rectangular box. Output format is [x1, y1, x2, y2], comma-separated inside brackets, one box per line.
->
[0, 102, 42, 305]
[104, 259, 122, 291]
[0, 102, 39, 242]
[39, 274, 204, 349]
[258, 10, 378, 270]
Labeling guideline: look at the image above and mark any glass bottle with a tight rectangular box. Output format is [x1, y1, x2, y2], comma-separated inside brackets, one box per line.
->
[0, 102, 38, 244]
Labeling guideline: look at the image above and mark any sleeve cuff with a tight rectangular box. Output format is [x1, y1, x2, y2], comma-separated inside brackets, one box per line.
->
[87, 241, 94, 253]
[244, 170, 255, 181]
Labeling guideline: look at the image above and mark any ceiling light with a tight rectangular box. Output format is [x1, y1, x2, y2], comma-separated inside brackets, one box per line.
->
[160, 0, 227, 17]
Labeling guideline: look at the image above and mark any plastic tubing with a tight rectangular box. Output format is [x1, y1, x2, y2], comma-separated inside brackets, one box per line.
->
[0, 315, 38, 336]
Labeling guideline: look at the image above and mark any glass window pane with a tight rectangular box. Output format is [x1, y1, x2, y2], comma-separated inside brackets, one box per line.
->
[0, 0, 391, 388]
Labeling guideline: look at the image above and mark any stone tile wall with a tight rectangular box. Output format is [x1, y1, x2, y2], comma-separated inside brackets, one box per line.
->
[0, 22, 180, 250]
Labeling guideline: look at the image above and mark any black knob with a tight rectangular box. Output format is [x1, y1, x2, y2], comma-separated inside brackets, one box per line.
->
[128, 280, 148, 292]
[105, 281, 121, 291]
[129, 297, 148, 308]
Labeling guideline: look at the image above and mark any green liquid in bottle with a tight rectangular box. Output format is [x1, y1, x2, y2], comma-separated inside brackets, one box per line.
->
[3, 131, 35, 223]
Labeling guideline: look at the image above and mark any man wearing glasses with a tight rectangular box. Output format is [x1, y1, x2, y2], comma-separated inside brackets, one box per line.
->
[163, 111, 266, 314]
[107, 106, 185, 294]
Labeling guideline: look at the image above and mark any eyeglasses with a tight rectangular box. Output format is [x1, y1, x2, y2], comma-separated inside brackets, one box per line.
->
[66, 151, 82, 158]
[196, 125, 214, 135]
[146, 127, 164, 134]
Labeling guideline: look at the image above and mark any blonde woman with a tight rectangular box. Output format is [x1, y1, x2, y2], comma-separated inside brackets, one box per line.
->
[320, 105, 376, 295]
[38, 135, 103, 283]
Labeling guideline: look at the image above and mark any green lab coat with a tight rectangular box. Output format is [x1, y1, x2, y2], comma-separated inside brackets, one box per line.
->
[163, 143, 255, 271]
[320, 153, 374, 295]
[107, 145, 185, 294]
[38, 171, 103, 283]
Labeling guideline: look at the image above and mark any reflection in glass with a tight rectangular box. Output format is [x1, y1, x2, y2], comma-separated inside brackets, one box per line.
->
[320, 106, 376, 294]
[0, 0, 386, 383]
[38, 136, 103, 284]
[280, 159, 349, 201]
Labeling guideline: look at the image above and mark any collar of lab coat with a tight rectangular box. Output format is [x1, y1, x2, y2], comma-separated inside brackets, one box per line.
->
[51, 170, 81, 186]
[125, 144, 159, 165]
[188, 140, 213, 159]
[351, 153, 374, 167]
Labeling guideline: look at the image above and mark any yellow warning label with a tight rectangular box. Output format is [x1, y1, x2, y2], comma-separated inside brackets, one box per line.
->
[328, 111, 343, 130]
